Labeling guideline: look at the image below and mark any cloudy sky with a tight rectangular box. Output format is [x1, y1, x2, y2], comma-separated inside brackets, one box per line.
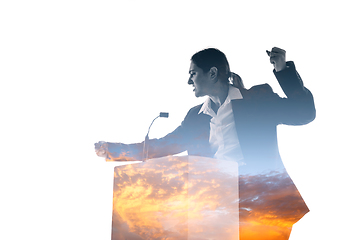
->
[111, 156, 307, 239]
[111, 156, 240, 239]
[1, 1, 359, 239]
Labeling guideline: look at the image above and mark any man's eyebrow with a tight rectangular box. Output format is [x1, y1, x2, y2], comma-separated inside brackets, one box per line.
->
[189, 69, 195, 73]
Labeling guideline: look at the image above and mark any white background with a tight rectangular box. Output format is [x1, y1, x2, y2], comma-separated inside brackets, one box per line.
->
[1, 1, 359, 239]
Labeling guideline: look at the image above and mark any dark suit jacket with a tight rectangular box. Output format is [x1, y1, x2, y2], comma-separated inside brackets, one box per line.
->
[107, 61, 316, 166]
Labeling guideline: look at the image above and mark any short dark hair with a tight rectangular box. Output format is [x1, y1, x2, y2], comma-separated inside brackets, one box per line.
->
[191, 48, 230, 83]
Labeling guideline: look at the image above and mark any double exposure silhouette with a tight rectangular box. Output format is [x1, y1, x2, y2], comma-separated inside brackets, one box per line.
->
[95, 47, 315, 239]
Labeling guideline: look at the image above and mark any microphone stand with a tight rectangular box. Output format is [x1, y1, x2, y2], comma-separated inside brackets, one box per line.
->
[142, 112, 169, 161]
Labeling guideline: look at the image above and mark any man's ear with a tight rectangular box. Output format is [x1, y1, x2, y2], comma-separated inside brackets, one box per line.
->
[209, 67, 218, 81]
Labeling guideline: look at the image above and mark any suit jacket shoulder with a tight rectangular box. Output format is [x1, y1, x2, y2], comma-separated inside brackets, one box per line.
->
[241, 83, 280, 101]
[181, 103, 212, 131]
[186, 103, 203, 116]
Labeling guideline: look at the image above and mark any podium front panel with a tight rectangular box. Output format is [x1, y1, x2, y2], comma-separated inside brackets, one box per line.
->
[111, 155, 239, 240]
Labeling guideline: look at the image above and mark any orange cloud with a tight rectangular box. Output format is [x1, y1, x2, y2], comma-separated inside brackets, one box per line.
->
[238, 171, 309, 240]
[111, 156, 308, 240]
[112, 156, 239, 239]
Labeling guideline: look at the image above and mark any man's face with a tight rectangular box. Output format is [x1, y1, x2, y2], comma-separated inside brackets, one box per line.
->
[188, 61, 212, 97]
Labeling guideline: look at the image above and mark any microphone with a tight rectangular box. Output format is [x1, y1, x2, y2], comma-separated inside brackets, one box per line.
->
[142, 112, 169, 161]
[160, 112, 169, 118]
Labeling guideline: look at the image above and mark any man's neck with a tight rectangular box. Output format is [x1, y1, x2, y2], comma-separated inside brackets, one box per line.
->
[209, 83, 229, 114]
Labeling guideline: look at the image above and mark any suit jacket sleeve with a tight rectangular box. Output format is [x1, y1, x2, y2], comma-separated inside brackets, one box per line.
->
[105, 105, 210, 161]
[271, 61, 316, 125]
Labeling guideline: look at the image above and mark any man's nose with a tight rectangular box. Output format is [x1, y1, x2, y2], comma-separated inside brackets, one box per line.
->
[188, 78, 193, 85]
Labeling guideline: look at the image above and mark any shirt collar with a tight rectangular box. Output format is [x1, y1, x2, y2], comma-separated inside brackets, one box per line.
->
[198, 85, 243, 115]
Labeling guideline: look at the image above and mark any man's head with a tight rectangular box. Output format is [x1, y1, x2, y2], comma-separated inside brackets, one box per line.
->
[188, 48, 244, 98]
[190, 48, 230, 84]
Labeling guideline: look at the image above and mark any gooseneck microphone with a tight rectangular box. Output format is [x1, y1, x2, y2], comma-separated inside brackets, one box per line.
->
[142, 112, 169, 161]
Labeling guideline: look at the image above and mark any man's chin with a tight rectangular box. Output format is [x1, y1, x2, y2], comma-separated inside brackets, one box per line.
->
[193, 89, 204, 98]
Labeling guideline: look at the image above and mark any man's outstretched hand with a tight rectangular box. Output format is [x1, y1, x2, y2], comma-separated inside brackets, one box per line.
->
[266, 47, 286, 72]
[95, 141, 108, 157]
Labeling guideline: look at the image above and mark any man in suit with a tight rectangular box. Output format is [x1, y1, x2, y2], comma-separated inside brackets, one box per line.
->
[96, 47, 316, 239]
[95, 47, 315, 173]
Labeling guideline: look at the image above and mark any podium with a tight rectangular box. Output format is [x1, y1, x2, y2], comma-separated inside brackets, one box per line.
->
[111, 155, 239, 240]
[110, 155, 310, 240]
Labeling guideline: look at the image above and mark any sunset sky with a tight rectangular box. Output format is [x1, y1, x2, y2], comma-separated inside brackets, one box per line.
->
[111, 156, 307, 239]
[112, 156, 239, 239]
[1, 1, 359, 240]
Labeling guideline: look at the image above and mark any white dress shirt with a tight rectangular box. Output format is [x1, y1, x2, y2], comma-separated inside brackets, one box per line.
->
[198, 85, 244, 163]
